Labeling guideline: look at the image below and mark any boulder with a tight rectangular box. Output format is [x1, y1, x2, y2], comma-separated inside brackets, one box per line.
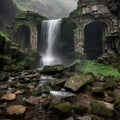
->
[50, 102, 72, 115]
[104, 96, 115, 103]
[64, 74, 94, 91]
[14, 90, 24, 95]
[50, 79, 66, 90]
[42, 64, 65, 74]
[73, 103, 88, 115]
[76, 116, 92, 120]
[33, 85, 50, 96]
[25, 96, 40, 105]
[91, 100, 114, 118]
[92, 87, 104, 97]
[40, 95, 51, 109]
[104, 78, 117, 90]
[6, 105, 26, 116]
[1, 93, 16, 101]
[0, 84, 8, 90]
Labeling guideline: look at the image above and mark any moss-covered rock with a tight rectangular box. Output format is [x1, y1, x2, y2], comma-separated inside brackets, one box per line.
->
[104, 78, 117, 90]
[64, 74, 94, 92]
[50, 79, 66, 91]
[104, 96, 115, 103]
[42, 65, 65, 74]
[91, 100, 114, 118]
[92, 87, 104, 97]
[73, 103, 88, 115]
[3, 64, 24, 72]
[51, 102, 72, 115]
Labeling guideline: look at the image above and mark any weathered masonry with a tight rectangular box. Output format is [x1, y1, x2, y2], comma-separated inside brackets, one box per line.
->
[73, 0, 120, 59]
[8, 11, 46, 52]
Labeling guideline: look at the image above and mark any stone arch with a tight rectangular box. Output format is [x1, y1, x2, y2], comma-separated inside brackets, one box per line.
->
[14, 25, 30, 50]
[14, 24, 38, 51]
[84, 20, 108, 59]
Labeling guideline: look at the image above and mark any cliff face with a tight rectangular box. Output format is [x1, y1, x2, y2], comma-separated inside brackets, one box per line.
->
[0, 0, 19, 31]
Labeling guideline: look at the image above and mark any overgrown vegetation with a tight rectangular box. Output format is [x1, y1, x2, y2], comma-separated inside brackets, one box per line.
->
[74, 60, 120, 77]
[69, 0, 82, 17]
[0, 32, 39, 71]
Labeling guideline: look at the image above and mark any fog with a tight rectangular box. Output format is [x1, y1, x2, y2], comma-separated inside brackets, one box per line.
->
[15, 0, 77, 18]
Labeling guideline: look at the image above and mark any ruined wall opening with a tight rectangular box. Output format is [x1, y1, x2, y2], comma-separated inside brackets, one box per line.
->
[15, 25, 30, 50]
[58, 20, 76, 62]
[84, 21, 107, 59]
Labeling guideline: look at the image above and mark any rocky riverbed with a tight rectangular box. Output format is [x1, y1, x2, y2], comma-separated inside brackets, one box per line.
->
[0, 65, 120, 120]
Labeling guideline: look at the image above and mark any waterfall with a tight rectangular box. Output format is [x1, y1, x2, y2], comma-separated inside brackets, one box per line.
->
[40, 19, 62, 66]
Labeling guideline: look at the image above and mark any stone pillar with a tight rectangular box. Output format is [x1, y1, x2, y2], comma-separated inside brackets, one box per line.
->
[30, 26, 38, 51]
[74, 27, 84, 54]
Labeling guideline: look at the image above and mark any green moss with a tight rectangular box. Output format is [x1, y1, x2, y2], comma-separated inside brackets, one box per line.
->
[70, 0, 82, 17]
[0, 32, 11, 42]
[43, 65, 65, 74]
[75, 60, 120, 77]
[91, 100, 114, 118]
[92, 87, 104, 96]
[73, 103, 88, 114]
[54, 102, 72, 114]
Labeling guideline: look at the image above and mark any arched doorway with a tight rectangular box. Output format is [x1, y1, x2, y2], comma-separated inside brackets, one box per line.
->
[15, 25, 30, 49]
[84, 21, 107, 59]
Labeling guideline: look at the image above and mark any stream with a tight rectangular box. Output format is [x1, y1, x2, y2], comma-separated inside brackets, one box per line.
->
[0, 69, 75, 120]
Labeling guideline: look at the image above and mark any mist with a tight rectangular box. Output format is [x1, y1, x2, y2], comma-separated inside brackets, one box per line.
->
[14, 0, 77, 18]
[0, 0, 19, 30]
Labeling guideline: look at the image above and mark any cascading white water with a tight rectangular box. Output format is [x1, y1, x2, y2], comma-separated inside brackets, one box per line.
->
[41, 19, 62, 66]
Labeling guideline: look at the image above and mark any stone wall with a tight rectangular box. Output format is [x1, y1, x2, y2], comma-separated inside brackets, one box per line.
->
[8, 11, 46, 52]
[71, 0, 120, 58]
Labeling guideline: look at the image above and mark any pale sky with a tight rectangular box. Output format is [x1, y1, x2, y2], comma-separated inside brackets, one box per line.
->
[15, 0, 78, 18]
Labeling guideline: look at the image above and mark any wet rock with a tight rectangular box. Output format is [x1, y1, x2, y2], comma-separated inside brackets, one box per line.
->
[92, 87, 104, 97]
[6, 105, 26, 116]
[50, 102, 72, 115]
[64, 74, 94, 91]
[25, 96, 40, 105]
[91, 100, 114, 118]
[33, 85, 50, 96]
[40, 95, 51, 109]
[1, 93, 16, 101]
[42, 64, 65, 74]
[62, 95, 80, 103]
[27, 84, 35, 90]
[50, 79, 66, 90]
[15, 83, 28, 89]
[20, 77, 31, 83]
[14, 90, 24, 95]
[76, 116, 92, 120]
[0, 84, 8, 90]
[104, 96, 115, 103]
